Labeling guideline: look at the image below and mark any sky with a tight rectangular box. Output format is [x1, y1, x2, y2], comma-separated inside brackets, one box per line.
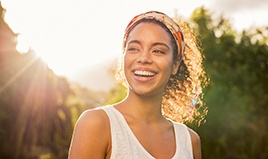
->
[1, 0, 268, 91]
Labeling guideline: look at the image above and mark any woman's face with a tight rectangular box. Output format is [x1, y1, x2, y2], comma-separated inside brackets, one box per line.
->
[124, 22, 179, 96]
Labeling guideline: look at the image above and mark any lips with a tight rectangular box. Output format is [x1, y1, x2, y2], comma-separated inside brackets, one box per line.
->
[130, 67, 158, 83]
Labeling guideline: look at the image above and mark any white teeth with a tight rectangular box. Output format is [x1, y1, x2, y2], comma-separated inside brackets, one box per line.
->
[134, 70, 156, 77]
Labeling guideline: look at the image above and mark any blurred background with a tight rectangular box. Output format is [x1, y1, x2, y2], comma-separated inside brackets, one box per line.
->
[0, 0, 267, 158]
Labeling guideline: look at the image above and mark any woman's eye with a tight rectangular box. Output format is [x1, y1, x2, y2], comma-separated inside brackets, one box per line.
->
[127, 47, 139, 51]
[153, 49, 165, 54]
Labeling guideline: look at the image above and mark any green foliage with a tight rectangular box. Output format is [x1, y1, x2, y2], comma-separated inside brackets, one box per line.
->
[0, 51, 106, 158]
[0, 51, 75, 158]
[104, 83, 127, 105]
[189, 7, 268, 158]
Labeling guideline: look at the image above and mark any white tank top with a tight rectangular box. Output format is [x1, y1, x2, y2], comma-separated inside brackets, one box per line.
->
[102, 105, 193, 159]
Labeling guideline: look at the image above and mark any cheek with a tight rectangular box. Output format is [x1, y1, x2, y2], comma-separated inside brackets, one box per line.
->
[123, 54, 133, 75]
[123, 54, 129, 69]
[163, 62, 174, 75]
[123, 53, 136, 68]
[157, 56, 174, 72]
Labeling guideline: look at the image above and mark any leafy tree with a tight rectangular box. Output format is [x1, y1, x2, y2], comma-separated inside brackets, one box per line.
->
[0, 50, 75, 158]
[0, 3, 88, 158]
[190, 7, 268, 159]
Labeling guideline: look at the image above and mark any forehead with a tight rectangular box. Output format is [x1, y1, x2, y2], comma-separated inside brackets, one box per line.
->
[126, 22, 172, 43]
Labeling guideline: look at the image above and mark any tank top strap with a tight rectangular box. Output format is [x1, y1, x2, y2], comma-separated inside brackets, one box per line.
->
[172, 121, 194, 159]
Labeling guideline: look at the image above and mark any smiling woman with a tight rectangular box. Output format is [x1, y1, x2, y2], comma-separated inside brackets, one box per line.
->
[69, 10, 207, 159]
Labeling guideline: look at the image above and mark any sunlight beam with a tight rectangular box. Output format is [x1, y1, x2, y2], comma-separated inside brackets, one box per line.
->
[0, 55, 40, 93]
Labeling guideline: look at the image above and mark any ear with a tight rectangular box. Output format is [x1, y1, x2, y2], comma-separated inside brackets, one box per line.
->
[172, 60, 180, 75]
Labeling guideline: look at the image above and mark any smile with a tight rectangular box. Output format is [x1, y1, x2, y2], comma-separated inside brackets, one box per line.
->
[134, 70, 157, 77]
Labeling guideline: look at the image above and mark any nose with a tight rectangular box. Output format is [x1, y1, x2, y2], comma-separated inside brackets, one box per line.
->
[137, 50, 153, 64]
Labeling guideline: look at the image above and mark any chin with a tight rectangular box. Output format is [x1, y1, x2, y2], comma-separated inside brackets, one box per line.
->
[129, 86, 163, 98]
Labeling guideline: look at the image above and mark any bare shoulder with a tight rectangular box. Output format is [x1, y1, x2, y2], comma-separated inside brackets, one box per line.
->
[187, 128, 202, 159]
[76, 108, 109, 130]
[68, 108, 111, 159]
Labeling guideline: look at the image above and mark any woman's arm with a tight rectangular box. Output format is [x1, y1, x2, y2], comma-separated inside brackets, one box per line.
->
[188, 128, 202, 159]
[68, 109, 111, 159]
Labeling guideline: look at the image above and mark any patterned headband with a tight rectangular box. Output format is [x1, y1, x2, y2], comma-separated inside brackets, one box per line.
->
[124, 11, 185, 60]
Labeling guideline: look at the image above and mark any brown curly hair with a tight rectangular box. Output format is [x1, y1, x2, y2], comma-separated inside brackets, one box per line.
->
[115, 17, 208, 125]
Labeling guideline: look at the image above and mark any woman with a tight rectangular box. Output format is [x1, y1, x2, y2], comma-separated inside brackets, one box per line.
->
[69, 11, 207, 159]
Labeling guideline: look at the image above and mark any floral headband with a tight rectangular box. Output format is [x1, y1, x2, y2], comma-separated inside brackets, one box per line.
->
[123, 11, 185, 60]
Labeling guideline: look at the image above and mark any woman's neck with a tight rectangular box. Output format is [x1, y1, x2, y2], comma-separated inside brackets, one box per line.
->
[115, 90, 165, 123]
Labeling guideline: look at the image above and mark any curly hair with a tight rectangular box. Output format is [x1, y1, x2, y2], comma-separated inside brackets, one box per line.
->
[163, 19, 208, 125]
[114, 17, 208, 125]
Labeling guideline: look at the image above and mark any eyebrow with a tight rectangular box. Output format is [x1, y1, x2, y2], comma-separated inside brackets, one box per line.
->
[127, 40, 170, 50]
